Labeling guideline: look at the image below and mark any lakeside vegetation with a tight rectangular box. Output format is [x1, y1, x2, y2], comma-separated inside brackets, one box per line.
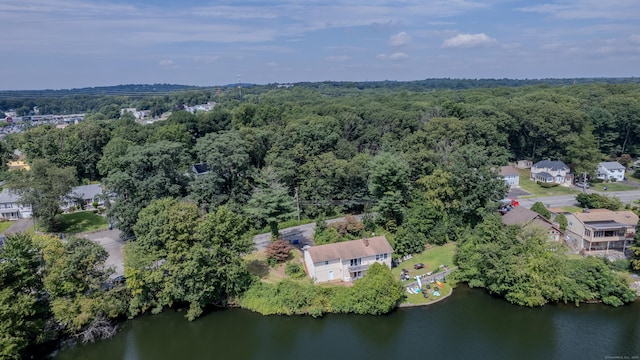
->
[3, 80, 640, 359]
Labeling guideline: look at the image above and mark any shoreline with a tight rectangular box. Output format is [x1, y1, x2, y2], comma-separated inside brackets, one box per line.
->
[398, 286, 454, 308]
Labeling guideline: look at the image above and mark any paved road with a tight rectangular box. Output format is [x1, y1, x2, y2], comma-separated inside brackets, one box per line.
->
[253, 215, 365, 251]
[2, 218, 34, 235]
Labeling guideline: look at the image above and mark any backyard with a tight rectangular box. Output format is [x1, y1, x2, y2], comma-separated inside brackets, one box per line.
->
[392, 242, 456, 284]
[56, 211, 109, 234]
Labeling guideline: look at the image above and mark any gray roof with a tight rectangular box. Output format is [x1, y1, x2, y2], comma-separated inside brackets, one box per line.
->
[532, 160, 569, 172]
[0, 188, 20, 204]
[68, 184, 103, 200]
[599, 161, 625, 171]
[536, 171, 553, 178]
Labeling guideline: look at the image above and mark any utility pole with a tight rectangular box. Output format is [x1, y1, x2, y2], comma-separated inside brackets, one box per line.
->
[295, 186, 301, 221]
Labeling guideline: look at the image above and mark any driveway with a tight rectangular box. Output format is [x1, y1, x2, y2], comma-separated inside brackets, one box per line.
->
[253, 214, 365, 251]
[2, 218, 34, 235]
[83, 229, 125, 278]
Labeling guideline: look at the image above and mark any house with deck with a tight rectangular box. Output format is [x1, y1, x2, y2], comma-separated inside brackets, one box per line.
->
[501, 206, 562, 242]
[564, 209, 638, 253]
[303, 236, 393, 283]
[63, 184, 106, 210]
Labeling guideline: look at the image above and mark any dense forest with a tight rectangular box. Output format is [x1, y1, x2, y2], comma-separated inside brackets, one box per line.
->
[2, 81, 640, 359]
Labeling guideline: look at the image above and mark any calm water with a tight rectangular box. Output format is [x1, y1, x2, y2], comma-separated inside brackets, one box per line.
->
[54, 286, 640, 360]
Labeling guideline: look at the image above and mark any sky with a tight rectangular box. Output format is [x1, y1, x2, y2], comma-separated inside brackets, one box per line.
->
[1, 0, 639, 90]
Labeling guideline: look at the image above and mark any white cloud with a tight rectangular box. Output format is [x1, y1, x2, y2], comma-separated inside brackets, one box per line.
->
[376, 54, 387, 60]
[630, 34, 640, 44]
[389, 52, 409, 60]
[159, 59, 175, 67]
[326, 55, 351, 62]
[442, 33, 497, 48]
[388, 32, 412, 47]
[266, 61, 279, 67]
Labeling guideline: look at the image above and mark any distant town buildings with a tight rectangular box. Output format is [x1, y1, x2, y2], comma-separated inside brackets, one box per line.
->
[184, 102, 216, 114]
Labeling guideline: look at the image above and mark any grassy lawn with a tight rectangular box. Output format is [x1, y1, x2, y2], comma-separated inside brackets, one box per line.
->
[0, 221, 13, 233]
[56, 211, 109, 234]
[392, 242, 456, 283]
[245, 249, 307, 284]
[517, 169, 579, 197]
[560, 206, 583, 213]
[402, 281, 453, 305]
[589, 182, 637, 192]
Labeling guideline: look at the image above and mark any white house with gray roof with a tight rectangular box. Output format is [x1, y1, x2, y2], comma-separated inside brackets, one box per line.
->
[530, 160, 572, 185]
[0, 184, 107, 220]
[596, 161, 626, 182]
[303, 236, 393, 283]
[0, 189, 32, 220]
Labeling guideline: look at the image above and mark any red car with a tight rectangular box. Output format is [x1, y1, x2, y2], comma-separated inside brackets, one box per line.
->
[414, 263, 425, 270]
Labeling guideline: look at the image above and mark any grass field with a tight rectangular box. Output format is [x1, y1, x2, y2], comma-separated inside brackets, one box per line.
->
[517, 169, 579, 197]
[56, 211, 109, 234]
[0, 221, 13, 233]
[392, 242, 456, 283]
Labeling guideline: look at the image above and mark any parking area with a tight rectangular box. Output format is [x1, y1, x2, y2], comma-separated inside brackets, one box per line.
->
[83, 229, 125, 278]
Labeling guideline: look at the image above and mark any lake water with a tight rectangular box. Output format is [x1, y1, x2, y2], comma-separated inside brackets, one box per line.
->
[54, 285, 640, 360]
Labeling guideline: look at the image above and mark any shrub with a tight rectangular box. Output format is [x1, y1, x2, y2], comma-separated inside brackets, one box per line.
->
[536, 181, 559, 188]
[265, 239, 290, 264]
[285, 263, 305, 279]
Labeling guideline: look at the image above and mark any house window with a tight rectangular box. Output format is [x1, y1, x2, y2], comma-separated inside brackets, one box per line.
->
[384, 253, 388, 260]
[324, 261, 329, 265]
[350, 258, 361, 266]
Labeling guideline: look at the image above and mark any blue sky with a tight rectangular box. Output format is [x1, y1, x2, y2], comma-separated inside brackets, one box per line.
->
[1, 0, 639, 90]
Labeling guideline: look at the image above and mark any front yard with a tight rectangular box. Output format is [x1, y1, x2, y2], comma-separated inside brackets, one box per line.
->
[588, 182, 637, 192]
[517, 169, 579, 197]
[245, 248, 307, 284]
[56, 211, 109, 234]
[0, 221, 13, 233]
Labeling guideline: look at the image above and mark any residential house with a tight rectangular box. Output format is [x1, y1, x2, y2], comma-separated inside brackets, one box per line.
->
[596, 161, 626, 182]
[499, 165, 520, 188]
[564, 209, 638, 253]
[192, 163, 210, 178]
[303, 236, 393, 283]
[530, 160, 572, 185]
[0, 189, 32, 220]
[63, 184, 106, 210]
[501, 206, 562, 242]
[516, 160, 533, 169]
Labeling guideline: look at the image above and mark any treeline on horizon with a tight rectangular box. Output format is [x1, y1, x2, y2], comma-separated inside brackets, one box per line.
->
[2, 80, 640, 359]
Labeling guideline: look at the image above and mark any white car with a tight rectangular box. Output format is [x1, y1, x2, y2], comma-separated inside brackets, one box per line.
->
[575, 182, 590, 188]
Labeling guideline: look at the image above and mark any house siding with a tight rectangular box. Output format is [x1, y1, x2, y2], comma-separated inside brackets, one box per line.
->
[597, 163, 625, 182]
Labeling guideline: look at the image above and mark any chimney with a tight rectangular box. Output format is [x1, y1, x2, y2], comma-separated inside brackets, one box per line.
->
[363, 238, 369, 247]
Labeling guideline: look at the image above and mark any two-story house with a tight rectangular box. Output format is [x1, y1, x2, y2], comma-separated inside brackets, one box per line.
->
[501, 205, 562, 242]
[530, 160, 572, 185]
[596, 161, 626, 182]
[499, 165, 520, 188]
[564, 209, 638, 253]
[303, 236, 393, 283]
[0, 189, 32, 220]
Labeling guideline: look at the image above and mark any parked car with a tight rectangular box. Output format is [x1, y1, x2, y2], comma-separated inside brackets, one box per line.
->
[414, 263, 425, 270]
[575, 182, 590, 188]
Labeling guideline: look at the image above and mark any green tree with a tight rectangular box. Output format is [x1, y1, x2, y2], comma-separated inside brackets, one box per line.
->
[530, 202, 551, 219]
[575, 193, 622, 210]
[246, 167, 297, 237]
[350, 263, 403, 315]
[555, 213, 568, 232]
[8, 158, 76, 231]
[104, 141, 189, 236]
[0, 234, 50, 360]
[37, 235, 127, 343]
[126, 200, 253, 320]
[368, 152, 411, 225]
